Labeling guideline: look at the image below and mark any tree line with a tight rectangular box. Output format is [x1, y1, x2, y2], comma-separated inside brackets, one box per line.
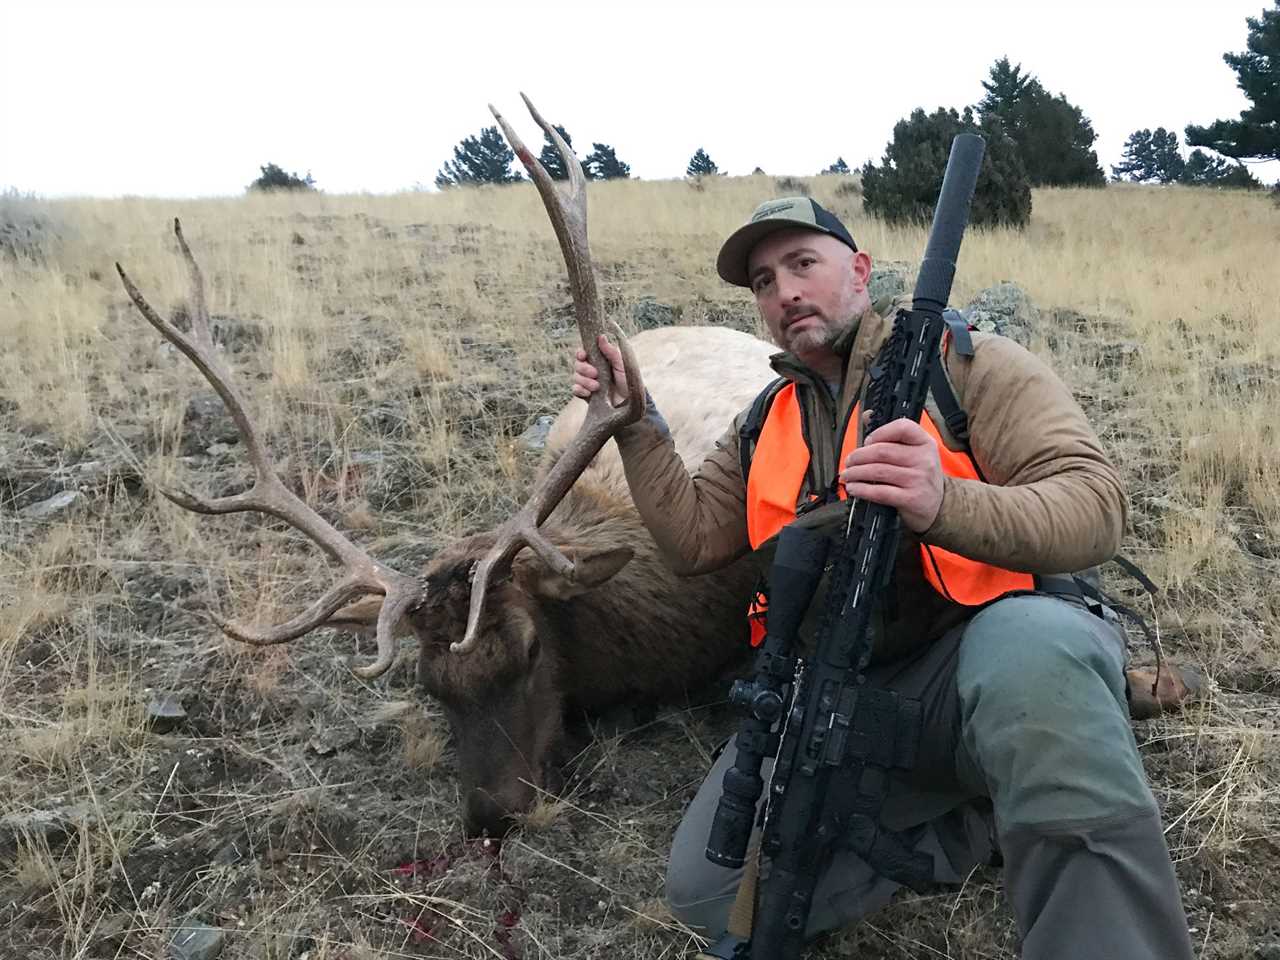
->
[861, 2, 1276, 228]
[244, 0, 1278, 229]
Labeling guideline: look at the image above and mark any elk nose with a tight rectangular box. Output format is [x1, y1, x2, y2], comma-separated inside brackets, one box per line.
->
[463, 791, 518, 839]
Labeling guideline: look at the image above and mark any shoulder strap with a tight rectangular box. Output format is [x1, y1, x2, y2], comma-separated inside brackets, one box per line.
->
[739, 377, 788, 485]
[925, 309, 981, 468]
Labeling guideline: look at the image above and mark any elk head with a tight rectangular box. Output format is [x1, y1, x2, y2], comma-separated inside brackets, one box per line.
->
[117, 95, 644, 836]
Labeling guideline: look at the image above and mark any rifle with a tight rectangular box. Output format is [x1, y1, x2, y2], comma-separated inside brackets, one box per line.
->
[704, 133, 987, 960]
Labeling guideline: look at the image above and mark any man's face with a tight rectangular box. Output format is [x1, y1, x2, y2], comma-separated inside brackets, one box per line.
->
[747, 228, 872, 365]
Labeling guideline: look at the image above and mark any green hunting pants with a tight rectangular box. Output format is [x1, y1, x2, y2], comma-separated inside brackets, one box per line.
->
[666, 594, 1194, 960]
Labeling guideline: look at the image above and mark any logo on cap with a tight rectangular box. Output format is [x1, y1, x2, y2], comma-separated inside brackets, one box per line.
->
[750, 199, 801, 223]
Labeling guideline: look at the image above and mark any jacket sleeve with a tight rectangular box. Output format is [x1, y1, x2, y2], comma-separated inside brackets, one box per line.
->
[922, 334, 1129, 574]
[612, 408, 753, 576]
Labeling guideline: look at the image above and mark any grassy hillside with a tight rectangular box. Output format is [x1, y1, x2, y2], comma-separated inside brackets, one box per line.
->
[1, 176, 1277, 959]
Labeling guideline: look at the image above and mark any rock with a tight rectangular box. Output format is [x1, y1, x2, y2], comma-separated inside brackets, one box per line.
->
[169, 922, 225, 960]
[1097, 340, 1141, 369]
[212, 840, 243, 866]
[1, 198, 63, 263]
[631, 298, 679, 330]
[963, 282, 1039, 347]
[308, 721, 359, 756]
[183, 393, 239, 454]
[868, 267, 907, 307]
[0, 803, 95, 855]
[1213, 361, 1277, 394]
[18, 490, 81, 520]
[185, 393, 226, 422]
[146, 694, 188, 733]
[19, 640, 53, 666]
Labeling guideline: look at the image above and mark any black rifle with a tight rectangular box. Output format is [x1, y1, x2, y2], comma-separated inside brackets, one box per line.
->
[704, 133, 987, 960]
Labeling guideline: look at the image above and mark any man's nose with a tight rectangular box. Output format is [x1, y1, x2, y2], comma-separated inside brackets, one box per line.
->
[774, 273, 802, 302]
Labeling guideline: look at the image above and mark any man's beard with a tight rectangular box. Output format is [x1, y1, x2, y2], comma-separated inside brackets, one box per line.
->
[785, 315, 847, 355]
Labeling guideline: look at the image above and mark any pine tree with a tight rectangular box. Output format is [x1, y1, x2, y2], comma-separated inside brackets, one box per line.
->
[976, 57, 1106, 186]
[434, 126, 524, 188]
[1150, 128, 1186, 183]
[584, 143, 632, 180]
[860, 106, 1031, 227]
[1112, 127, 1186, 183]
[821, 157, 851, 175]
[1186, 2, 1280, 163]
[1111, 129, 1155, 181]
[978, 57, 1034, 117]
[248, 163, 316, 192]
[686, 148, 719, 177]
[1181, 149, 1263, 188]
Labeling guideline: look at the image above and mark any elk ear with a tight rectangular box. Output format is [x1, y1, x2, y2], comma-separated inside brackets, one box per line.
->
[514, 545, 634, 600]
[321, 596, 416, 639]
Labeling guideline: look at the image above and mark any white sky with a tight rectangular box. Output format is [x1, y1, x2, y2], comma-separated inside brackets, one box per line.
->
[2, 0, 1276, 197]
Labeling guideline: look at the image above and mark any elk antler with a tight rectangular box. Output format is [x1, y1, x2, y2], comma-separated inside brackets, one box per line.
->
[456, 94, 644, 653]
[116, 220, 426, 679]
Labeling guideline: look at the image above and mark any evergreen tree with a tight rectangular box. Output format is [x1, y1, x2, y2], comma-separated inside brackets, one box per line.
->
[248, 163, 316, 192]
[1186, 2, 1280, 163]
[1181, 149, 1263, 187]
[821, 157, 851, 174]
[1180, 148, 1231, 183]
[978, 57, 1034, 117]
[538, 125, 587, 181]
[1112, 127, 1186, 183]
[1150, 128, 1186, 183]
[1111, 129, 1155, 181]
[861, 106, 1031, 228]
[584, 142, 632, 180]
[434, 126, 524, 188]
[976, 57, 1106, 186]
[686, 148, 719, 177]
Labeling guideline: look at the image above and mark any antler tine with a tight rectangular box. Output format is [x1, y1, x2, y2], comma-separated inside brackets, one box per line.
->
[173, 218, 215, 355]
[456, 97, 644, 654]
[117, 221, 426, 679]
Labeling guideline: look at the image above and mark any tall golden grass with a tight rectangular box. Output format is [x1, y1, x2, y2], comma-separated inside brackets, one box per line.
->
[1, 175, 1277, 958]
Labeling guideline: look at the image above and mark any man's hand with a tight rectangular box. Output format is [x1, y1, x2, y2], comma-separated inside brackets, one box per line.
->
[839, 418, 944, 534]
[572, 334, 631, 407]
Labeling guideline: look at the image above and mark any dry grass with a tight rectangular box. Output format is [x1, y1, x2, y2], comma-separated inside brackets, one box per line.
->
[1, 175, 1278, 958]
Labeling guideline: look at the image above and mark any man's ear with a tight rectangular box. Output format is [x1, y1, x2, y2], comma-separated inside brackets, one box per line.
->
[851, 249, 872, 289]
[513, 545, 634, 600]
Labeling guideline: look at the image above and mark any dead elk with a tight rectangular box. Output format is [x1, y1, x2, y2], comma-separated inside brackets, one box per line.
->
[115, 96, 776, 837]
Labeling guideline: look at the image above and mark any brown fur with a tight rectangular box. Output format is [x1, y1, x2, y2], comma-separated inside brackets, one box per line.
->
[334, 327, 779, 835]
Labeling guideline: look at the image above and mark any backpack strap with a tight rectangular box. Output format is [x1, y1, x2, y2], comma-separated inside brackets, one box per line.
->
[925, 310, 984, 474]
[739, 376, 788, 485]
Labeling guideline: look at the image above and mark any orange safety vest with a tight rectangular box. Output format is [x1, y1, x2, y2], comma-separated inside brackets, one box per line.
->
[744, 382, 1034, 646]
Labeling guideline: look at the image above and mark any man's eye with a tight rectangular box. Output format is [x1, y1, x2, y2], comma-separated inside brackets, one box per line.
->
[753, 276, 773, 293]
[798, 257, 816, 268]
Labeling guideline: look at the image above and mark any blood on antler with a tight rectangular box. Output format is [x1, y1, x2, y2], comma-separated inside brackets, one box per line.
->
[116, 221, 425, 679]
[456, 94, 644, 653]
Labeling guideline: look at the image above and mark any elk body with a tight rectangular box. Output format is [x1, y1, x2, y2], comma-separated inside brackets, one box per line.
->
[115, 96, 777, 837]
[408, 326, 776, 834]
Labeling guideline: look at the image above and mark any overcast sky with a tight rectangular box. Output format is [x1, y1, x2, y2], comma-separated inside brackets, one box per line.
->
[2, 0, 1276, 197]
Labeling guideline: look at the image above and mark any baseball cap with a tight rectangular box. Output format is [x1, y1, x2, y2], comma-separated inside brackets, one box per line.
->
[716, 196, 858, 287]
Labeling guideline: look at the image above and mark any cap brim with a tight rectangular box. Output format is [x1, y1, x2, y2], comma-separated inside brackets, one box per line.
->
[716, 219, 806, 288]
